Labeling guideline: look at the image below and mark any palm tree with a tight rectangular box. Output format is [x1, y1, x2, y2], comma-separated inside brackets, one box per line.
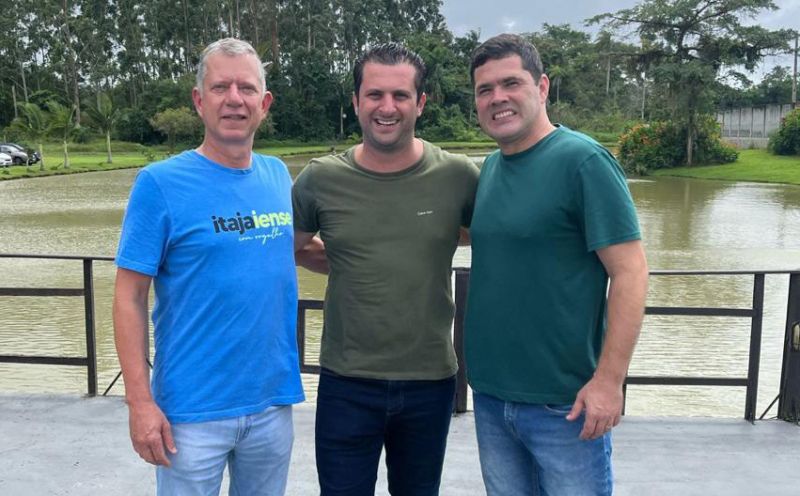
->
[85, 93, 119, 164]
[10, 103, 48, 171]
[46, 100, 77, 169]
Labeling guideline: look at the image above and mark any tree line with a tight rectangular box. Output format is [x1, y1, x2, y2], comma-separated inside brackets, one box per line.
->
[0, 0, 794, 160]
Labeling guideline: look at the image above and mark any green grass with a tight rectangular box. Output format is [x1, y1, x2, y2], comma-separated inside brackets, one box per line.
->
[0, 153, 151, 180]
[651, 149, 800, 185]
[0, 140, 501, 181]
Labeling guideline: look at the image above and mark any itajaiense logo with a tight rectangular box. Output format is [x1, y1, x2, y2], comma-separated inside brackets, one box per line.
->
[211, 210, 292, 235]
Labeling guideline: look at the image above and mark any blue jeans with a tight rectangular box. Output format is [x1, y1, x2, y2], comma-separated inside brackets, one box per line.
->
[156, 405, 294, 496]
[474, 392, 613, 496]
[315, 369, 456, 495]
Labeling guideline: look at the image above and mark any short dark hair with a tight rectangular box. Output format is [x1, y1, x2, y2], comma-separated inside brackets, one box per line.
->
[353, 43, 426, 101]
[470, 34, 544, 85]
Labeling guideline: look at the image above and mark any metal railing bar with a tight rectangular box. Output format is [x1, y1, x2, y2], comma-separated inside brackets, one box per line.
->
[301, 364, 321, 374]
[626, 376, 748, 387]
[646, 306, 754, 317]
[647, 269, 799, 276]
[299, 300, 324, 310]
[83, 260, 98, 396]
[0, 253, 114, 262]
[0, 288, 84, 297]
[0, 355, 89, 366]
[745, 274, 766, 422]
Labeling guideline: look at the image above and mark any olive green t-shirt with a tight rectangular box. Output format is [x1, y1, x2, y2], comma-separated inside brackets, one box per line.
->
[292, 141, 479, 380]
[465, 126, 641, 404]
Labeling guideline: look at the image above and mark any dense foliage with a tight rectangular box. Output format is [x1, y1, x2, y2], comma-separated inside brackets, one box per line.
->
[619, 118, 738, 174]
[769, 109, 800, 156]
[0, 0, 792, 165]
[592, 0, 792, 165]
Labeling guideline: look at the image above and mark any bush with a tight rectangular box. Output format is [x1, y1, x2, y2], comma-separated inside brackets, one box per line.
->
[72, 125, 95, 144]
[618, 116, 738, 174]
[618, 121, 684, 174]
[768, 108, 800, 155]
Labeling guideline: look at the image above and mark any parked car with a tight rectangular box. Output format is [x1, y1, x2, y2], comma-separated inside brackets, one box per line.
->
[0, 152, 12, 167]
[0, 143, 40, 165]
[0, 144, 28, 165]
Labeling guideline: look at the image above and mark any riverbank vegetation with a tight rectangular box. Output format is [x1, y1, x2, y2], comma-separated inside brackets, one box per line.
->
[0, 1, 795, 184]
[652, 149, 800, 185]
[0, 139, 499, 181]
[1, 2, 794, 163]
[768, 109, 800, 156]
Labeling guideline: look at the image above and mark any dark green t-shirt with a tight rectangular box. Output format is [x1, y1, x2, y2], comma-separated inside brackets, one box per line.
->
[465, 126, 641, 404]
[293, 141, 479, 380]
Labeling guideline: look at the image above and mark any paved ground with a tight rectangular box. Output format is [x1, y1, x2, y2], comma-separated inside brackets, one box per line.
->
[1, 394, 799, 495]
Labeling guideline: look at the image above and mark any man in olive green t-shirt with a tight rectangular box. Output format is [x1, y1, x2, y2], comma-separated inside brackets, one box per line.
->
[293, 43, 479, 495]
[465, 34, 649, 496]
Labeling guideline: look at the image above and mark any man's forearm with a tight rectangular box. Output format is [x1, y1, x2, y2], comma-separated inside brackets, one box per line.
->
[594, 240, 649, 386]
[294, 231, 329, 274]
[594, 263, 648, 385]
[113, 273, 154, 405]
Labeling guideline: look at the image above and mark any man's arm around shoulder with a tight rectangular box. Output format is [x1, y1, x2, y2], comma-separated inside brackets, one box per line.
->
[113, 268, 176, 466]
[566, 239, 648, 440]
[294, 229, 328, 274]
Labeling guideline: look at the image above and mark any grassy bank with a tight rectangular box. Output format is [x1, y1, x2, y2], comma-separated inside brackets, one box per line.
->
[0, 141, 354, 180]
[1, 140, 498, 180]
[651, 149, 800, 186]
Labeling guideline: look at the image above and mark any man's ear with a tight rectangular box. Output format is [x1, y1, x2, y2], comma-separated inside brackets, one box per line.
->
[352, 92, 358, 116]
[416, 92, 427, 116]
[261, 91, 274, 115]
[538, 74, 551, 103]
[192, 87, 203, 117]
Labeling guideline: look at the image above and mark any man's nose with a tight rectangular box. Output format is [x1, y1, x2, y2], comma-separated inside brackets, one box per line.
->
[489, 88, 508, 104]
[378, 94, 397, 111]
[225, 84, 245, 104]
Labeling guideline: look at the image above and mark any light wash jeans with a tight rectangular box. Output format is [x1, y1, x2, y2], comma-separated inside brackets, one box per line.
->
[156, 405, 294, 496]
[474, 392, 613, 496]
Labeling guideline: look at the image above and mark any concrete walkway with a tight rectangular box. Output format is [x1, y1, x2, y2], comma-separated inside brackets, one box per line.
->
[1, 394, 799, 495]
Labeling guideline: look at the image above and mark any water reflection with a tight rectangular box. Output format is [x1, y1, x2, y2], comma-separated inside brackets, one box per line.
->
[1, 159, 799, 417]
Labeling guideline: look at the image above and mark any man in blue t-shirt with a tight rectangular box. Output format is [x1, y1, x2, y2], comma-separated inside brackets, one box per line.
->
[114, 38, 311, 495]
[465, 34, 649, 496]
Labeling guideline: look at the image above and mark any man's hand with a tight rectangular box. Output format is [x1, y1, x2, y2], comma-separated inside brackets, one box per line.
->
[565, 375, 623, 440]
[128, 400, 177, 466]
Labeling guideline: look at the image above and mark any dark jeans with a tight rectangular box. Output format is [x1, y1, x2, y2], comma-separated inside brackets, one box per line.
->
[315, 368, 456, 496]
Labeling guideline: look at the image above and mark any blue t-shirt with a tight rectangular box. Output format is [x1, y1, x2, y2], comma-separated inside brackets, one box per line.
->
[116, 150, 304, 423]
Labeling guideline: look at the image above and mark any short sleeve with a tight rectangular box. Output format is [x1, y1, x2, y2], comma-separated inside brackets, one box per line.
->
[292, 163, 320, 234]
[115, 170, 171, 276]
[577, 151, 641, 252]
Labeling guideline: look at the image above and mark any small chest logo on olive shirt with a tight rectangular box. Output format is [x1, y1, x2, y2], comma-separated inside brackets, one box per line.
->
[417, 210, 434, 216]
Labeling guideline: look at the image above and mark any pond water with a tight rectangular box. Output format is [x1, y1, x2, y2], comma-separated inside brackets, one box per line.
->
[1, 154, 799, 417]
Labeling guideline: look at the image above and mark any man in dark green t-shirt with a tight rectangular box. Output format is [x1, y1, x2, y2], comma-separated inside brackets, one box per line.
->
[293, 43, 479, 495]
[465, 34, 649, 496]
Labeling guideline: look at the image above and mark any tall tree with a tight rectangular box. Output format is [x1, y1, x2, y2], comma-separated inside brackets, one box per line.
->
[592, 0, 793, 165]
[10, 103, 49, 171]
[47, 100, 77, 169]
[85, 93, 120, 163]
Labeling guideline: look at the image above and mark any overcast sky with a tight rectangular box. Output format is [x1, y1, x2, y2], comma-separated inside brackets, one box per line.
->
[440, 0, 800, 79]
[441, 0, 799, 38]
